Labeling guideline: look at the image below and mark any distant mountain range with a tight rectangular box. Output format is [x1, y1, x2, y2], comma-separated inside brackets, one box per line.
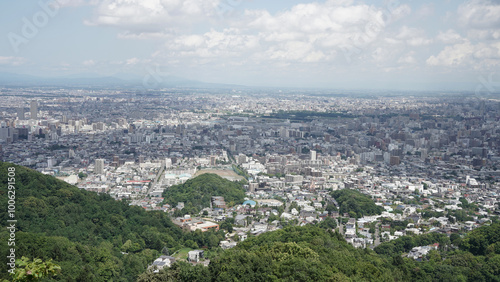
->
[1, 72, 492, 94]
[0, 72, 243, 89]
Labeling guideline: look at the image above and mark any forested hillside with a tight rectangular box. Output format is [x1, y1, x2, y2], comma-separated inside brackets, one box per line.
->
[0, 162, 223, 281]
[331, 189, 384, 218]
[374, 222, 500, 281]
[162, 173, 246, 215]
[139, 223, 500, 281]
[139, 226, 396, 281]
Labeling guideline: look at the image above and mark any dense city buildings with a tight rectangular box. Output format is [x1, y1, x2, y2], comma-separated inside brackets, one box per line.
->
[0, 86, 499, 250]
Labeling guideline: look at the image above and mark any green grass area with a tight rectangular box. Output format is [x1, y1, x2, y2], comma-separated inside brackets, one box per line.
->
[173, 247, 193, 261]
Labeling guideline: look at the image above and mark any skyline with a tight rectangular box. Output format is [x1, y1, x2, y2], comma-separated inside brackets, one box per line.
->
[1, 0, 500, 91]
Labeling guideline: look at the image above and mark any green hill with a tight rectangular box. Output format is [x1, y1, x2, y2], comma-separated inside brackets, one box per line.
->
[0, 162, 223, 281]
[373, 222, 500, 281]
[139, 226, 393, 281]
[140, 223, 500, 281]
[332, 189, 384, 218]
[162, 173, 246, 215]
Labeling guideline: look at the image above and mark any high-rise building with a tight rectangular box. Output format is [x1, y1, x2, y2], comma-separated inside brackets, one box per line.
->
[310, 150, 317, 161]
[248, 182, 258, 193]
[17, 107, 25, 120]
[47, 157, 55, 168]
[30, 101, 38, 119]
[390, 156, 400, 166]
[279, 127, 288, 138]
[165, 158, 172, 169]
[111, 155, 120, 168]
[94, 159, 105, 174]
[210, 155, 217, 166]
[0, 127, 14, 143]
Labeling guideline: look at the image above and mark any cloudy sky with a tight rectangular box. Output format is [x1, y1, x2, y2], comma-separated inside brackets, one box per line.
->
[1, 0, 500, 91]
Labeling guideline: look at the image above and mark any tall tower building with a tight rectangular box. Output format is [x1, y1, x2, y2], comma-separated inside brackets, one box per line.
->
[30, 101, 38, 119]
[310, 150, 317, 161]
[165, 158, 172, 169]
[94, 159, 105, 174]
[17, 107, 25, 120]
[47, 157, 55, 168]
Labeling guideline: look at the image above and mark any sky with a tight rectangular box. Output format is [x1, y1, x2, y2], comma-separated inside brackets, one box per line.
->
[0, 0, 499, 91]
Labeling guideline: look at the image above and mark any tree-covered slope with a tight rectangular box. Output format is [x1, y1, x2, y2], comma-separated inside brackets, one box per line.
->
[140, 226, 396, 281]
[141, 223, 500, 282]
[331, 189, 384, 218]
[460, 221, 500, 256]
[0, 162, 187, 281]
[162, 173, 245, 214]
[374, 222, 500, 281]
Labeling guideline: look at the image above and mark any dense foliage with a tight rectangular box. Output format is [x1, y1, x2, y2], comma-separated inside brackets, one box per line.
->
[0, 162, 217, 281]
[374, 233, 451, 256]
[374, 223, 500, 281]
[331, 189, 384, 218]
[162, 173, 245, 214]
[144, 224, 500, 281]
[142, 226, 398, 281]
[9, 256, 61, 281]
[261, 110, 355, 122]
[460, 222, 500, 256]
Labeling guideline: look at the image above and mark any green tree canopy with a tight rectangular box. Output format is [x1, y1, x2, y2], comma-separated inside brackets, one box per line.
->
[162, 173, 245, 214]
[331, 189, 384, 218]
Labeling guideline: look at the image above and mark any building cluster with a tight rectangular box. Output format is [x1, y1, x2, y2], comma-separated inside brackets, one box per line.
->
[1, 87, 499, 254]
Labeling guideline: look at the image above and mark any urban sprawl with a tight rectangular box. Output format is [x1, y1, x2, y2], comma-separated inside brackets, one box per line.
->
[1, 87, 499, 264]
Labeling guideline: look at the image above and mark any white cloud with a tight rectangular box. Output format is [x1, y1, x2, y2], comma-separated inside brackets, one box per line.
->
[83, 59, 96, 66]
[149, 1, 416, 67]
[436, 29, 464, 44]
[407, 37, 432, 47]
[126, 57, 140, 65]
[11, 0, 500, 89]
[426, 1, 500, 70]
[371, 47, 393, 64]
[76, 0, 474, 76]
[0, 56, 26, 66]
[398, 52, 417, 65]
[395, 26, 432, 46]
[427, 41, 500, 69]
[415, 3, 434, 18]
[83, 0, 220, 36]
[56, 0, 100, 7]
[458, 0, 500, 29]
[266, 41, 326, 63]
[163, 28, 260, 64]
[458, 0, 500, 39]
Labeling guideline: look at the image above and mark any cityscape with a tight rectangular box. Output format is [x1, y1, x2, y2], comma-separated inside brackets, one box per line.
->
[1, 0, 500, 281]
[1, 88, 499, 252]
